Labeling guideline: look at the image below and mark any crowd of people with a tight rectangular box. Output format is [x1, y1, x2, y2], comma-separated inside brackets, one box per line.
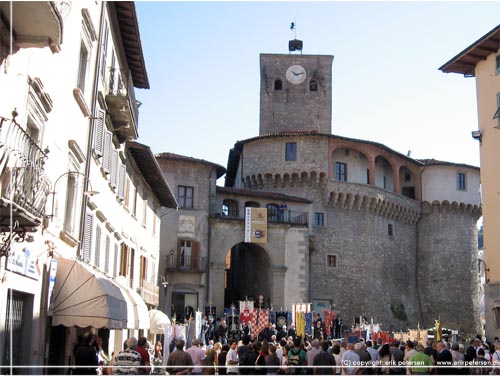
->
[73, 332, 163, 375]
[162, 333, 500, 375]
[73, 329, 500, 375]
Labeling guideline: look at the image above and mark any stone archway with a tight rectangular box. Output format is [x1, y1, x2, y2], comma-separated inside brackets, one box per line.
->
[224, 242, 271, 308]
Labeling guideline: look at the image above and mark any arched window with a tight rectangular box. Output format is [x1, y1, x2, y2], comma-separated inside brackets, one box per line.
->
[266, 203, 279, 222]
[309, 80, 318, 91]
[222, 199, 239, 218]
[245, 201, 259, 208]
[274, 79, 283, 91]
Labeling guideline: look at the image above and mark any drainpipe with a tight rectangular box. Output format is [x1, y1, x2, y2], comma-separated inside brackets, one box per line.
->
[77, 2, 106, 256]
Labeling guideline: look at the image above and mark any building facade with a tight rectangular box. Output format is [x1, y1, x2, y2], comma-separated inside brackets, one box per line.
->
[440, 23, 500, 340]
[159, 45, 482, 337]
[0, 2, 176, 372]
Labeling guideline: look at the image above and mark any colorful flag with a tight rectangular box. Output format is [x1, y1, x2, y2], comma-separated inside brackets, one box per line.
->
[251, 309, 269, 336]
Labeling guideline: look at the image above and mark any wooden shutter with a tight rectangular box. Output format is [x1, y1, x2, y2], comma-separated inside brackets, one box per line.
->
[119, 243, 128, 276]
[192, 241, 200, 271]
[94, 109, 105, 156]
[110, 149, 118, 189]
[104, 235, 110, 273]
[82, 213, 93, 262]
[118, 164, 125, 200]
[113, 243, 118, 278]
[103, 131, 112, 174]
[94, 225, 101, 267]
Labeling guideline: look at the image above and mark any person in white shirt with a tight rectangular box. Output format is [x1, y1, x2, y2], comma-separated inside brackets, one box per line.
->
[226, 340, 239, 375]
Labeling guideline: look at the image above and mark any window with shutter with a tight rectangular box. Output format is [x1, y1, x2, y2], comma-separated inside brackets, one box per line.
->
[140, 256, 147, 287]
[103, 131, 112, 174]
[111, 150, 118, 189]
[192, 241, 200, 271]
[113, 243, 118, 278]
[94, 109, 105, 156]
[82, 213, 93, 262]
[95, 225, 101, 267]
[120, 243, 128, 277]
[104, 235, 110, 273]
[118, 164, 126, 200]
[124, 178, 130, 208]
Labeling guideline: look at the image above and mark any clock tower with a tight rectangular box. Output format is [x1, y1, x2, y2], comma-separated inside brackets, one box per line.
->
[259, 50, 334, 135]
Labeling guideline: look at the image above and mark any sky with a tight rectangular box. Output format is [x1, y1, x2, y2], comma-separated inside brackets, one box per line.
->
[134, 1, 500, 184]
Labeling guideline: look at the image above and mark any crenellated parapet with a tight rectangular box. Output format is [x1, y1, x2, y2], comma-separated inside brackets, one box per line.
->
[326, 181, 421, 224]
[421, 200, 482, 220]
[244, 170, 328, 190]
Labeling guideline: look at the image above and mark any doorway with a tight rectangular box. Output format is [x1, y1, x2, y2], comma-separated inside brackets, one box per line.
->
[224, 243, 271, 308]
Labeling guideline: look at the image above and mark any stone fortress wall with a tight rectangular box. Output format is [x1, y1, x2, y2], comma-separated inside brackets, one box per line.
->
[228, 132, 482, 335]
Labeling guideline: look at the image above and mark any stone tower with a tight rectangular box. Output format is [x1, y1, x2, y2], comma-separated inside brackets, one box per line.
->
[259, 53, 334, 135]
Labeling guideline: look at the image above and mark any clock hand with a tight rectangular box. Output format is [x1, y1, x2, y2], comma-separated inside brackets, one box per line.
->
[292, 71, 304, 76]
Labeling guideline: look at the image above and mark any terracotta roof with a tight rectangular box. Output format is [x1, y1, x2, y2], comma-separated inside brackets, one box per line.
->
[417, 159, 479, 170]
[112, 2, 149, 89]
[439, 24, 500, 77]
[216, 187, 312, 204]
[225, 132, 423, 187]
[127, 142, 178, 208]
[156, 152, 226, 178]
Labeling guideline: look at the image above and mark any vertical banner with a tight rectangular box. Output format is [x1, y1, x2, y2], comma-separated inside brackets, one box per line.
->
[240, 301, 254, 325]
[245, 207, 267, 243]
[195, 311, 202, 341]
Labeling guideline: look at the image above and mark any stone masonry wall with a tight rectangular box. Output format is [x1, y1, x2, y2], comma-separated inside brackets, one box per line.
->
[417, 201, 482, 336]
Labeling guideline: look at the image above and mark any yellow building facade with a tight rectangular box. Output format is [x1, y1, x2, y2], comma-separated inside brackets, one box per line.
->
[441, 24, 500, 340]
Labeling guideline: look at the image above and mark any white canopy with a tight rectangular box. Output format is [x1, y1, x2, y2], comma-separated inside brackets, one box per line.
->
[50, 257, 127, 329]
[149, 309, 171, 334]
[116, 280, 150, 330]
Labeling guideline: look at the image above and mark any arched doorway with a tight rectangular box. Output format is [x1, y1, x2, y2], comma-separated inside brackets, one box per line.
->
[224, 242, 271, 308]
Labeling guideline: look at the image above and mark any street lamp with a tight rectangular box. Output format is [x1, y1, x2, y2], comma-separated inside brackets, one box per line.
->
[48, 171, 98, 220]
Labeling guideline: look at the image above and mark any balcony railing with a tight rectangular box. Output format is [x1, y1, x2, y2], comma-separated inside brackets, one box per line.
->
[139, 279, 159, 306]
[105, 68, 139, 143]
[0, 115, 50, 234]
[166, 254, 207, 273]
[211, 204, 309, 225]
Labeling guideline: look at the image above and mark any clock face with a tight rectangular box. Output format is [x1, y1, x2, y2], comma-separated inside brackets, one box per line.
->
[286, 65, 306, 84]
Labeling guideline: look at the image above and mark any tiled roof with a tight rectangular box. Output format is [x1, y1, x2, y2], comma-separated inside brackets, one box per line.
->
[216, 187, 312, 203]
[156, 152, 226, 178]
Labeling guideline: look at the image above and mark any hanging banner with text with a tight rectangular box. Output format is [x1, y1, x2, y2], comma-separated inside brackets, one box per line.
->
[245, 207, 268, 243]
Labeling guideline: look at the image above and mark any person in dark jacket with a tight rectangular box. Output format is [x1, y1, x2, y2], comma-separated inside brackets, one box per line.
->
[435, 341, 454, 375]
[74, 332, 98, 375]
[313, 341, 336, 375]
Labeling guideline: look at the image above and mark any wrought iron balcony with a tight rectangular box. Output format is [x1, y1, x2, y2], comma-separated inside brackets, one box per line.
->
[105, 68, 139, 143]
[211, 204, 309, 225]
[165, 254, 207, 273]
[0, 114, 50, 251]
[138, 279, 159, 306]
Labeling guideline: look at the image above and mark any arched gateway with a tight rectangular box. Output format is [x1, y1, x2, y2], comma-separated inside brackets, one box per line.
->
[224, 242, 271, 308]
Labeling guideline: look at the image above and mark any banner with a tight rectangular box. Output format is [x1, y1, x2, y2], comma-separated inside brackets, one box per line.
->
[275, 311, 289, 330]
[269, 311, 276, 324]
[305, 312, 313, 335]
[195, 311, 202, 340]
[251, 308, 269, 336]
[240, 301, 254, 325]
[245, 207, 267, 243]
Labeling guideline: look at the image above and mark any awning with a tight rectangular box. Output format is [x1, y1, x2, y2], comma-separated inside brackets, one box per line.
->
[115, 279, 150, 330]
[50, 257, 127, 329]
[149, 309, 171, 334]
